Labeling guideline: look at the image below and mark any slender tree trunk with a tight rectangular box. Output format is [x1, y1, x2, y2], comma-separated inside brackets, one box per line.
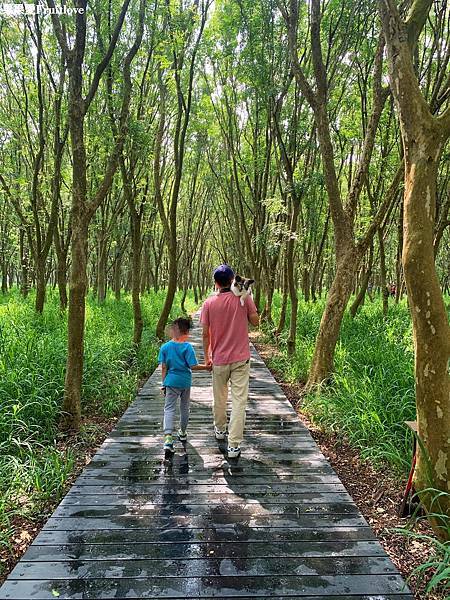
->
[1, 262, 7, 294]
[307, 245, 360, 386]
[276, 256, 289, 336]
[378, 227, 389, 316]
[57, 258, 68, 310]
[130, 210, 143, 346]
[157, 242, 177, 340]
[54, 227, 68, 311]
[113, 250, 122, 301]
[350, 243, 373, 317]
[287, 200, 300, 355]
[19, 229, 29, 298]
[62, 218, 88, 430]
[302, 267, 310, 302]
[97, 238, 108, 303]
[263, 265, 276, 326]
[35, 260, 47, 313]
[395, 198, 404, 303]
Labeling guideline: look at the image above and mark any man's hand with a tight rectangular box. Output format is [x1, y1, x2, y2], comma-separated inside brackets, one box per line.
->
[249, 312, 260, 327]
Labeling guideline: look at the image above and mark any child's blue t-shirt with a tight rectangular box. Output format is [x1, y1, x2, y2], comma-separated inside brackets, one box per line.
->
[158, 340, 198, 388]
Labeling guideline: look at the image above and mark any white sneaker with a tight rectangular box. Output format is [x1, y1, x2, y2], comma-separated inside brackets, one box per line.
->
[214, 426, 227, 441]
[227, 446, 241, 459]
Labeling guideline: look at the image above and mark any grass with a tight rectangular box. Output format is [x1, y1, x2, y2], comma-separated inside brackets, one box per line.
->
[0, 287, 198, 560]
[263, 294, 440, 472]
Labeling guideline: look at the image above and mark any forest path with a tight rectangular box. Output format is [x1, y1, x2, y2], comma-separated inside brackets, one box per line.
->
[0, 318, 412, 599]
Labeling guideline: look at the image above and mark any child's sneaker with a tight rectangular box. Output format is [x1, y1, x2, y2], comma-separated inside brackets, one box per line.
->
[164, 434, 174, 453]
[214, 426, 227, 441]
[178, 429, 187, 443]
[227, 446, 241, 459]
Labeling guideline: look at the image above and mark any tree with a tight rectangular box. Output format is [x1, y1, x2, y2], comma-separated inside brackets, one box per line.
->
[379, 0, 450, 521]
[49, 0, 145, 429]
[280, 0, 402, 386]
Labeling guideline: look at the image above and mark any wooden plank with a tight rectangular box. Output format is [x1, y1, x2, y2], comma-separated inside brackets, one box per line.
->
[10, 556, 399, 579]
[31, 527, 380, 548]
[22, 540, 388, 561]
[0, 575, 411, 599]
[40, 513, 369, 530]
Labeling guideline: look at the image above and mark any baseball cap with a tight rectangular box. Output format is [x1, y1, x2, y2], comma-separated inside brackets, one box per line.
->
[213, 264, 234, 285]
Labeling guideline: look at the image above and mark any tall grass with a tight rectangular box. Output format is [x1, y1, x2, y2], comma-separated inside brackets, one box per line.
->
[0, 288, 198, 556]
[264, 295, 423, 471]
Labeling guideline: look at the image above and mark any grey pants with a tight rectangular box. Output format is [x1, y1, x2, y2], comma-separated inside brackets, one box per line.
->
[163, 386, 191, 434]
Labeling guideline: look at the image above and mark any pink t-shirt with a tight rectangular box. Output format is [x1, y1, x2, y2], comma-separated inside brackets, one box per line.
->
[200, 292, 257, 365]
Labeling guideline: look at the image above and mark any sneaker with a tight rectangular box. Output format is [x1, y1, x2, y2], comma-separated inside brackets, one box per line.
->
[164, 434, 174, 453]
[227, 446, 241, 459]
[178, 429, 187, 443]
[214, 426, 227, 441]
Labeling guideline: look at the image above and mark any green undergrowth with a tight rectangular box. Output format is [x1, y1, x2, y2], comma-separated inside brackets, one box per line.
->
[263, 294, 430, 472]
[0, 288, 198, 560]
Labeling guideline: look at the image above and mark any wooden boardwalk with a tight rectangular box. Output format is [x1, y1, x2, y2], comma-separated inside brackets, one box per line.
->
[0, 320, 412, 599]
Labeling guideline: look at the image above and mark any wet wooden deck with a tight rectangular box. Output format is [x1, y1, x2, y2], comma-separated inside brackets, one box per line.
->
[0, 321, 412, 599]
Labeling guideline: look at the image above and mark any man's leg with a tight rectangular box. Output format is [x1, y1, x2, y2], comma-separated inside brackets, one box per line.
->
[212, 364, 230, 432]
[228, 360, 250, 449]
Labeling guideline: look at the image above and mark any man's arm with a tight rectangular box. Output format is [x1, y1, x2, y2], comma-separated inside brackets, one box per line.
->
[202, 323, 211, 365]
[249, 312, 260, 327]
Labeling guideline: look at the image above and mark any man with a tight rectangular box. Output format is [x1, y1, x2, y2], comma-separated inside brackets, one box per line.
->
[200, 264, 259, 458]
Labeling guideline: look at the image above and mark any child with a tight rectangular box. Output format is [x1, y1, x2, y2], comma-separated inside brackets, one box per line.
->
[158, 316, 210, 453]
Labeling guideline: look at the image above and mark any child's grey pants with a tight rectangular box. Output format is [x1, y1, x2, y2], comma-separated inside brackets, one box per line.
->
[163, 387, 191, 434]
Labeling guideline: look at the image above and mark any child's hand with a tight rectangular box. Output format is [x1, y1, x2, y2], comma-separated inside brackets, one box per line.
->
[160, 386, 166, 396]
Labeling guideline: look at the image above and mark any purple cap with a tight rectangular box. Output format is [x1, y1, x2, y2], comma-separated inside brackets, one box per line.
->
[213, 264, 234, 283]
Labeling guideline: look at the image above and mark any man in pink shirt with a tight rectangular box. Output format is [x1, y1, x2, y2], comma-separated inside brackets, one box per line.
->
[200, 264, 259, 458]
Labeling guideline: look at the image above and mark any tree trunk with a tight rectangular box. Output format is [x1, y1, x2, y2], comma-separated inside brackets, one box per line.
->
[404, 156, 450, 515]
[2, 262, 8, 294]
[378, 0, 450, 521]
[287, 200, 300, 356]
[395, 197, 404, 303]
[378, 227, 389, 316]
[19, 229, 29, 298]
[35, 260, 47, 313]
[156, 244, 177, 340]
[307, 246, 359, 387]
[350, 243, 373, 318]
[130, 210, 143, 346]
[276, 256, 289, 336]
[302, 267, 310, 302]
[113, 250, 122, 301]
[97, 239, 108, 303]
[57, 259, 68, 310]
[62, 219, 88, 431]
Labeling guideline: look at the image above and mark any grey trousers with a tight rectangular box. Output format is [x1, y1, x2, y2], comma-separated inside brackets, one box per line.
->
[163, 386, 191, 434]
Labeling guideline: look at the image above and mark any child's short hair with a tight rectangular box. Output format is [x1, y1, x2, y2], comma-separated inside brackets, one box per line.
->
[171, 316, 193, 335]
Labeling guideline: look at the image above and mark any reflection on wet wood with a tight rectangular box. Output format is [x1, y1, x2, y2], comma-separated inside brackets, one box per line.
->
[0, 319, 412, 599]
